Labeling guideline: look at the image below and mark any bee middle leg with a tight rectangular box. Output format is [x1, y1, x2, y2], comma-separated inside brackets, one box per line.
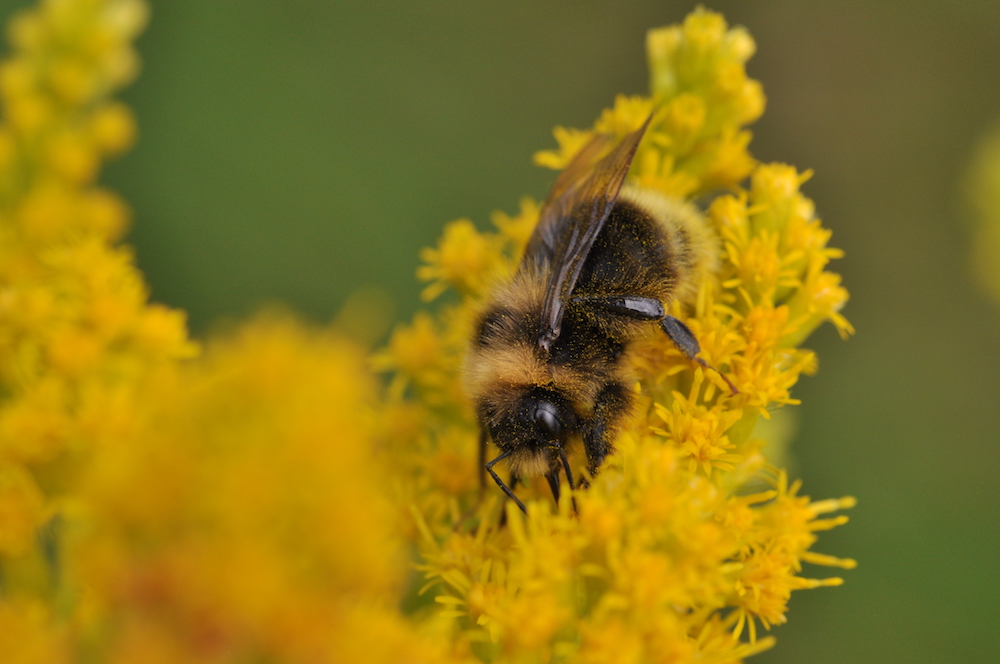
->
[485, 448, 528, 514]
[660, 315, 738, 394]
[570, 294, 664, 320]
[571, 295, 737, 394]
[583, 382, 632, 478]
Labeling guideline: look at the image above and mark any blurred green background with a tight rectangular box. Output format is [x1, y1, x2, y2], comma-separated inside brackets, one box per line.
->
[7, 0, 1000, 662]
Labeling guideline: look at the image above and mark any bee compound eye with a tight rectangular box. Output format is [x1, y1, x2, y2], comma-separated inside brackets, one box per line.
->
[534, 402, 562, 441]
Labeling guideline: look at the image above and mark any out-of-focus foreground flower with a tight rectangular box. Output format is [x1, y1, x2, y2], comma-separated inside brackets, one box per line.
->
[0, 2, 854, 663]
[0, 0, 196, 644]
[965, 123, 1000, 307]
[0, 2, 459, 662]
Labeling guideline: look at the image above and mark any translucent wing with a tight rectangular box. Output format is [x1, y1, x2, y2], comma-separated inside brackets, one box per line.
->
[524, 114, 653, 351]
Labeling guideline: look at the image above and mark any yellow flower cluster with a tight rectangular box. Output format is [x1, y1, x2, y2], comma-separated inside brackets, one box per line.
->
[0, 2, 466, 662]
[0, 2, 856, 662]
[0, 0, 194, 572]
[535, 9, 763, 198]
[379, 8, 855, 662]
[67, 316, 464, 663]
[2, 317, 471, 663]
[964, 122, 1000, 306]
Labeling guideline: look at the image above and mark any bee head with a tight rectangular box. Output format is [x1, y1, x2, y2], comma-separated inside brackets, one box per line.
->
[482, 388, 576, 464]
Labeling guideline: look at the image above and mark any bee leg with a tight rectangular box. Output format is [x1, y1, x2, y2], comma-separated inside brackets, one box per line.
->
[575, 298, 739, 395]
[545, 467, 561, 504]
[545, 451, 579, 514]
[583, 382, 632, 477]
[557, 447, 579, 515]
[498, 472, 520, 527]
[570, 295, 664, 320]
[485, 448, 528, 514]
[660, 314, 700, 358]
[660, 315, 738, 395]
[558, 447, 575, 491]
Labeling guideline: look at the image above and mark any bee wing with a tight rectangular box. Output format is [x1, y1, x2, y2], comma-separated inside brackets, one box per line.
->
[525, 114, 653, 350]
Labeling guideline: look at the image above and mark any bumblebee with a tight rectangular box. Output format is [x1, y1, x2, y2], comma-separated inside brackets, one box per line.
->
[465, 115, 734, 513]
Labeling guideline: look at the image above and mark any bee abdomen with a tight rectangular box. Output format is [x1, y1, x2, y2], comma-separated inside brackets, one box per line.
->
[614, 187, 719, 306]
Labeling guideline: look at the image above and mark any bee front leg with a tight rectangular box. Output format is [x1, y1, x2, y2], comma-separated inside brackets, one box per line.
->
[485, 448, 528, 514]
[583, 382, 632, 478]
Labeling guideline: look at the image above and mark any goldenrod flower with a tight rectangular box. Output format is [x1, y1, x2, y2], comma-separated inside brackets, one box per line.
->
[0, 2, 468, 662]
[0, 2, 854, 662]
[535, 9, 763, 199]
[418, 219, 507, 302]
[69, 316, 465, 663]
[0, 0, 193, 566]
[381, 8, 855, 662]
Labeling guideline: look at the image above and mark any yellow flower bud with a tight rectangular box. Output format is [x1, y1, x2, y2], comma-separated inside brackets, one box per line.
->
[88, 101, 136, 154]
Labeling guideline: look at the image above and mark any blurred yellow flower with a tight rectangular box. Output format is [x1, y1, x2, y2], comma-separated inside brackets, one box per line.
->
[69, 315, 464, 663]
[964, 122, 1000, 306]
[0, 2, 468, 662]
[0, 0, 194, 571]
